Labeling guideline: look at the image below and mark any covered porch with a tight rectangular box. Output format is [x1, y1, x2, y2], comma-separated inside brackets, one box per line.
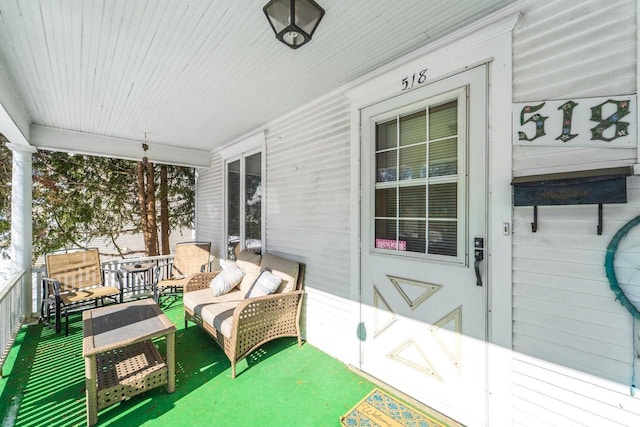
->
[2, 1, 640, 426]
[1, 298, 443, 426]
[0, 1, 519, 425]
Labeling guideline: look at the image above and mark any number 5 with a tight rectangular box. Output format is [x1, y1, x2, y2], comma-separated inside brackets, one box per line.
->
[401, 77, 409, 90]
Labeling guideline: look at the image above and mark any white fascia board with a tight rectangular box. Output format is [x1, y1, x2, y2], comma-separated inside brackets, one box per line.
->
[0, 65, 31, 147]
[30, 124, 211, 168]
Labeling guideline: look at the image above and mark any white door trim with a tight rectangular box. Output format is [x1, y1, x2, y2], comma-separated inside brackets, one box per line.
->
[346, 12, 518, 427]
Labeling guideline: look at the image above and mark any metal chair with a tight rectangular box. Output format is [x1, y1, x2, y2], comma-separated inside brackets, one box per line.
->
[154, 242, 212, 305]
[40, 248, 123, 335]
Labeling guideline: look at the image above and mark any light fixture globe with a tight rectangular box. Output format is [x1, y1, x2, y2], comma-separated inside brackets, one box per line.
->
[263, 0, 325, 49]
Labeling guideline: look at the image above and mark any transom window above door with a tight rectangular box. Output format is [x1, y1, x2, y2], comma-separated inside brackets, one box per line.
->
[373, 90, 466, 260]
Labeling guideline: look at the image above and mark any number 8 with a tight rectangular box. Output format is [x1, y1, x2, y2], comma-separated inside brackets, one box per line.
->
[417, 69, 427, 84]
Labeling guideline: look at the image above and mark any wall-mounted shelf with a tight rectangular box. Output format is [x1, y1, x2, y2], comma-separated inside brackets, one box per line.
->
[511, 166, 632, 235]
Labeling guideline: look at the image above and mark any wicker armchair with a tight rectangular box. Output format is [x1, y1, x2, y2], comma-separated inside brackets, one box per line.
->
[40, 248, 123, 335]
[183, 253, 304, 378]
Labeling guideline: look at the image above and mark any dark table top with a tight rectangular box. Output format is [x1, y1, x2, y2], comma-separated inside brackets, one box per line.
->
[82, 299, 175, 357]
[120, 262, 156, 273]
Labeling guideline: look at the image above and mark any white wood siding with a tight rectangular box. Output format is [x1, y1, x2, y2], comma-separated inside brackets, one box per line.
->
[513, 0, 637, 177]
[195, 154, 223, 259]
[195, 93, 354, 362]
[264, 93, 354, 361]
[512, 0, 640, 425]
[191, 1, 640, 424]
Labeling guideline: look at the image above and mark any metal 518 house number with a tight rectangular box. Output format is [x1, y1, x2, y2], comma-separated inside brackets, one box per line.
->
[513, 95, 637, 148]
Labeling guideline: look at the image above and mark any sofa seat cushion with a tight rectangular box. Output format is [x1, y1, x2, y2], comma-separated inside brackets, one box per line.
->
[60, 286, 120, 305]
[183, 288, 243, 317]
[200, 301, 237, 339]
[184, 288, 244, 339]
[260, 253, 299, 293]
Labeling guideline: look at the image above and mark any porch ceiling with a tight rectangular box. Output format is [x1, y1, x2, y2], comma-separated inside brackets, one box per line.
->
[0, 0, 516, 163]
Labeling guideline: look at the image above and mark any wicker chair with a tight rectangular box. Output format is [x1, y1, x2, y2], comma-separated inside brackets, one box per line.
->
[183, 252, 304, 378]
[41, 248, 123, 335]
[154, 241, 212, 304]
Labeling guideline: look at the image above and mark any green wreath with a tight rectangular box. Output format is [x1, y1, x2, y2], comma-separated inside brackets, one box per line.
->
[605, 214, 640, 320]
[604, 214, 640, 395]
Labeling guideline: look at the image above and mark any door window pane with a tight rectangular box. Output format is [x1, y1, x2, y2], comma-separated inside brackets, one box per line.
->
[376, 151, 396, 182]
[375, 188, 397, 218]
[429, 138, 457, 177]
[399, 145, 426, 180]
[227, 160, 241, 255]
[376, 119, 397, 150]
[226, 151, 263, 258]
[428, 183, 457, 219]
[399, 186, 426, 218]
[399, 219, 426, 253]
[375, 219, 402, 250]
[399, 111, 426, 146]
[429, 101, 457, 140]
[244, 153, 262, 251]
[428, 221, 457, 257]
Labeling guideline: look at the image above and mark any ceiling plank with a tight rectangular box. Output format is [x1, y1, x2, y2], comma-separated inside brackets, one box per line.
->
[0, 0, 518, 152]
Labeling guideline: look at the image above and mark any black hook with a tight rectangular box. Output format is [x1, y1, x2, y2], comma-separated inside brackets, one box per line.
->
[597, 204, 603, 235]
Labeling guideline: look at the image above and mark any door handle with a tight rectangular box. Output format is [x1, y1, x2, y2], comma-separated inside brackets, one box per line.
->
[474, 238, 484, 286]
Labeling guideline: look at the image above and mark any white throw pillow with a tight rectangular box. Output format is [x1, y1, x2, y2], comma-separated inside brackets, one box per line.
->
[209, 260, 244, 296]
[245, 270, 282, 299]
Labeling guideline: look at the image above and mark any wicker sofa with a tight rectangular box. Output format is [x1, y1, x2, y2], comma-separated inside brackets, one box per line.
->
[183, 250, 304, 378]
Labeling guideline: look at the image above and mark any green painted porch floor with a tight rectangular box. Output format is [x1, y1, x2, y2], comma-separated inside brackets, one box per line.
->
[0, 301, 377, 427]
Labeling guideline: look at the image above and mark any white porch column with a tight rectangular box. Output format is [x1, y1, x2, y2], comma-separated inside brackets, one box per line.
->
[7, 142, 37, 316]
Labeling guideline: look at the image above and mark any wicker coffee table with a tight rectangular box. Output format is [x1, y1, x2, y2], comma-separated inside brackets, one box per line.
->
[82, 299, 176, 426]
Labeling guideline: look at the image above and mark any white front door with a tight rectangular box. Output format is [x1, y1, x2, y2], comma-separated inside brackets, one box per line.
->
[359, 65, 488, 426]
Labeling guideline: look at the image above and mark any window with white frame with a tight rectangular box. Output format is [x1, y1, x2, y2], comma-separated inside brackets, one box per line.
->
[373, 93, 464, 259]
[223, 133, 265, 259]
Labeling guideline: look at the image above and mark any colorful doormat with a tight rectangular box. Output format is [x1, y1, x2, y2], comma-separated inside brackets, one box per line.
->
[340, 388, 457, 427]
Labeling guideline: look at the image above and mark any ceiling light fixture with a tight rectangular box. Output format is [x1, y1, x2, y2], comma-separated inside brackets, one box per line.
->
[263, 0, 325, 49]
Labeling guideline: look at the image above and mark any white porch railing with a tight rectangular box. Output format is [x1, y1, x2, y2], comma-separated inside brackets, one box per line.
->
[101, 254, 174, 299]
[31, 254, 175, 308]
[1, 254, 175, 376]
[0, 271, 25, 377]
